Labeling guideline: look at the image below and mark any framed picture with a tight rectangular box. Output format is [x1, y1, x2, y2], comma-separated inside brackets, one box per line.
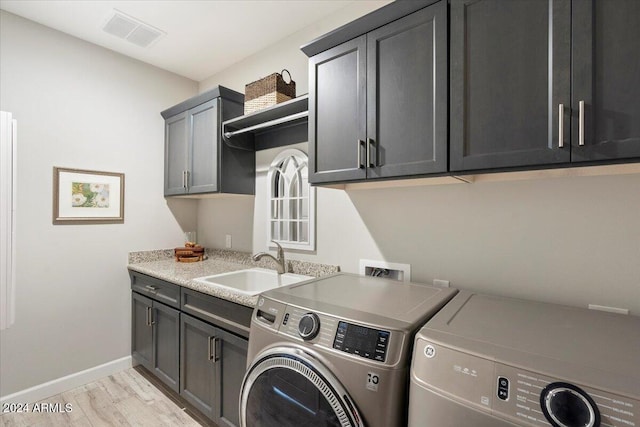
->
[53, 167, 125, 224]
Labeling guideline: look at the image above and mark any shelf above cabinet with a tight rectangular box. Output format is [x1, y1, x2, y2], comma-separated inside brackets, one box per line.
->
[222, 95, 308, 151]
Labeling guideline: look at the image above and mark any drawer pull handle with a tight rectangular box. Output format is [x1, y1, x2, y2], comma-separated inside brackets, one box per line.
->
[367, 138, 377, 167]
[208, 336, 215, 360]
[209, 337, 220, 362]
[558, 103, 564, 148]
[144, 285, 158, 293]
[579, 100, 585, 146]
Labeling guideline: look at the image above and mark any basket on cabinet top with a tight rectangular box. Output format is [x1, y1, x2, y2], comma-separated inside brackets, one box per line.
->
[244, 69, 296, 114]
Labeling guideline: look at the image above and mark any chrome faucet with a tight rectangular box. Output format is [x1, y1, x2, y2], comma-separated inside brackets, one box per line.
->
[252, 241, 286, 274]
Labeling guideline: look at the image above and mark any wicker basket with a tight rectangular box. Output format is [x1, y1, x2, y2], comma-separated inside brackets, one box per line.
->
[244, 69, 296, 114]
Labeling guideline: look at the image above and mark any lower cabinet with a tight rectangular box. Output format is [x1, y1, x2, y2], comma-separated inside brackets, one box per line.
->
[181, 313, 247, 427]
[130, 271, 249, 427]
[131, 292, 180, 393]
[215, 327, 248, 427]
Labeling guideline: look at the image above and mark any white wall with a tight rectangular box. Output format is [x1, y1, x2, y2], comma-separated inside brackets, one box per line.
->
[197, 5, 640, 315]
[0, 11, 198, 396]
[199, 1, 391, 95]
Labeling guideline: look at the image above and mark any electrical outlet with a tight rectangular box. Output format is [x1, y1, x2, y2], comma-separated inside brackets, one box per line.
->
[225, 234, 232, 248]
[359, 259, 410, 281]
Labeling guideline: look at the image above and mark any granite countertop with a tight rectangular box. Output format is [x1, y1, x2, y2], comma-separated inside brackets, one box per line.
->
[127, 248, 340, 307]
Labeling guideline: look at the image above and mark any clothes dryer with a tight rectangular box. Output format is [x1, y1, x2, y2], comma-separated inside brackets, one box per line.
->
[409, 291, 640, 427]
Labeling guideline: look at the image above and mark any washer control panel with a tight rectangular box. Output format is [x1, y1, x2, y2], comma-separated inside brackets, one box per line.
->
[280, 307, 338, 349]
[279, 306, 393, 364]
[333, 321, 390, 362]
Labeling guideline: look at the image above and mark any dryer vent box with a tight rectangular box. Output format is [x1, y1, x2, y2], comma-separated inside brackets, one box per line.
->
[359, 259, 410, 281]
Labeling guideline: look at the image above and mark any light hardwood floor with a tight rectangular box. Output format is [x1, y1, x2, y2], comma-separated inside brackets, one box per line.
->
[0, 368, 203, 427]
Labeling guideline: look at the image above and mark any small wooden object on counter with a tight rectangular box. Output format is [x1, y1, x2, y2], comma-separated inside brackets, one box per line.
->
[174, 244, 205, 262]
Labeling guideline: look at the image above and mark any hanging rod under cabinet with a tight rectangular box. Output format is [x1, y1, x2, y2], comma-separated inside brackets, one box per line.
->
[224, 111, 309, 139]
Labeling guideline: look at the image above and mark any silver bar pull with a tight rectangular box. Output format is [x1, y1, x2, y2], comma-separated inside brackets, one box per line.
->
[182, 171, 186, 189]
[149, 308, 155, 325]
[558, 104, 564, 148]
[144, 285, 158, 293]
[357, 140, 364, 169]
[146, 307, 151, 327]
[367, 138, 376, 167]
[207, 336, 214, 361]
[185, 170, 189, 190]
[579, 100, 585, 146]
[212, 337, 220, 362]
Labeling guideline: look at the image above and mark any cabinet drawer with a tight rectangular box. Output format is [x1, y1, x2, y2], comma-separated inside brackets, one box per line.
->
[181, 288, 252, 339]
[130, 272, 180, 309]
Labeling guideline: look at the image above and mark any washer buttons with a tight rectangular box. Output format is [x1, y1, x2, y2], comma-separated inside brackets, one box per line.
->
[497, 377, 509, 401]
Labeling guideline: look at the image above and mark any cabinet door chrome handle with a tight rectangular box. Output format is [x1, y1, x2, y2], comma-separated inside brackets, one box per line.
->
[145, 306, 151, 327]
[207, 336, 214, 361]
[367, 138, 376, 167]
[357, 140, 364, 169]
[558, 104, 564, 148]
[185, 170, 189, 190]
[212, 337, 220, 362]
[149, 308, 155, 325]
[578, 100, 585, 146]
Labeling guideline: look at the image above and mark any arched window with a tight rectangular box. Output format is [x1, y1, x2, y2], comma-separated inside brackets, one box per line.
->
[267, 149, 315, 251]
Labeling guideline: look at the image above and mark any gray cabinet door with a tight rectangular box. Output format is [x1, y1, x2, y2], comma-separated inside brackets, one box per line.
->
[572, 0, 640, 161]
[164, 112, 188, 196]
[152, 302, 180, 393]
[180, 313, 217, 420]
[215, 328, 248, 427]
[366, 1, 447, 178]
[450, 0, 571, 172]
[188, 99, 220, 194]
[309, 36, 367, 184]
[131, 292, 153, 370]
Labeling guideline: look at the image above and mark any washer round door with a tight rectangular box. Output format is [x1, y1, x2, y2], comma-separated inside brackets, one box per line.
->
[240, 347, 364, 427]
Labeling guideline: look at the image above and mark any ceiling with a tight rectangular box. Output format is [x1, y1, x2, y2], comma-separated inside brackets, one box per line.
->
[0, 0, 359, 81]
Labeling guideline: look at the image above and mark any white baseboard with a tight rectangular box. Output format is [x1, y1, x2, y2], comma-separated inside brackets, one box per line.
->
[0, 356, 132, 405]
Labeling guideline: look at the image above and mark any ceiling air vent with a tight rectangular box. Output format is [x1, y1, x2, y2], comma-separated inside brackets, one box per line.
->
[102, 10, 165, 48]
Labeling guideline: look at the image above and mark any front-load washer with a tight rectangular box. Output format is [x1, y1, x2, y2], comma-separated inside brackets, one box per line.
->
[408, 291, 640, 427]
[240, 273, 458, 427]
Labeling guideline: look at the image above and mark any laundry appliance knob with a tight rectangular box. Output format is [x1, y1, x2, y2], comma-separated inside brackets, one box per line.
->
[540, 382, 600, 427]
[298, 313, 320, 341]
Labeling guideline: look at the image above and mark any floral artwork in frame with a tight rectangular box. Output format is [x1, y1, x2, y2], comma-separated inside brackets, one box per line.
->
[53, 167, 124, 224]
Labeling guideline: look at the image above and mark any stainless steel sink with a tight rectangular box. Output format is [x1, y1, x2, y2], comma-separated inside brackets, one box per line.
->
[193, 268, 312, 296]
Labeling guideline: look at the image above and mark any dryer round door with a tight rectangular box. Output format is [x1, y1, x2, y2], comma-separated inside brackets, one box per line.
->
[240, 346, 364, 427]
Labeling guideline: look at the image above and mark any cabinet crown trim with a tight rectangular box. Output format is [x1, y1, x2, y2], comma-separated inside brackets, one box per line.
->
[301, 0, 439, 57]
[161, 85, 244, 119]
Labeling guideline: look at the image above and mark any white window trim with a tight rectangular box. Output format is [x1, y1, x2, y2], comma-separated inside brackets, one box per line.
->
[266, 148, 315, 251]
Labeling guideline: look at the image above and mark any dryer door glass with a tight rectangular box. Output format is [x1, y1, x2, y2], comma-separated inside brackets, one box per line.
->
[241, 350, 362, 427]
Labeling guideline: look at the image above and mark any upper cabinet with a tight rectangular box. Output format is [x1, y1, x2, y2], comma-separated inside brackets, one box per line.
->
[305, 0, 447, 184]
[161, 86, 255, 197]
[450, 0, 640, 172]
[571, 0, 640, 162]
[450, 0, 571, 171]
[304, 0, 639, 183]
